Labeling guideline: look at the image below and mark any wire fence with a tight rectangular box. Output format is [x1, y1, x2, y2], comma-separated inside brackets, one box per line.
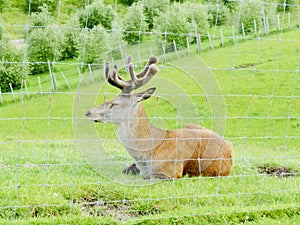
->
[0, 0, 299, 223]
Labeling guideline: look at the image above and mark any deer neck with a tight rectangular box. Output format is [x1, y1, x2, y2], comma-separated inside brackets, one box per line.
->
[117, 103, 166, 158]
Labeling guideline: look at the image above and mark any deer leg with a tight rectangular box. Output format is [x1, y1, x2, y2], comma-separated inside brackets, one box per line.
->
[148, 161, 184, 179]
[146, 172, 171, 180]
[123, 163, 140, 175]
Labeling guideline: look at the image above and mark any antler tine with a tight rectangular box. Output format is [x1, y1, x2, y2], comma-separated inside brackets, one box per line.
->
[105, 63, 110, 80]
[136, 56, 158, 78]
[105, 63, 130, 90]
[127, 56, 159, 90]
[104, 56, 159, 92]
[133, 63, 159, 89]
[127, 56, 136, 82]
[128, 55, 157, 82]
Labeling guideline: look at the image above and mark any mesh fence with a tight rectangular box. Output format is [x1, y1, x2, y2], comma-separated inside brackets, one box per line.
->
[0, 0, 299, 223]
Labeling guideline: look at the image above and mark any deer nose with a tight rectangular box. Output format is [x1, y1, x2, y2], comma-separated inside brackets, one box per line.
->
[85, 111, 91, 117]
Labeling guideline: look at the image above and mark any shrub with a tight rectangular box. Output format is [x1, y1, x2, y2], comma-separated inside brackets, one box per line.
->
[0, 0, 5, 13]
[154, 2, 209, 47]
[60, 17, 81, 60]
[206, 2, 230, 27]
[220, 0, 239, 12]
[276, 0, 297, 12]
[0, 40, 27, 92]
[24, 0, 57, 13]
[140, 0, 169, 31]
[77, 0, 115, 30]
[29, 5, 55, 29]
[0, 17, 3, 40]
[110, 21, 127, 52]
[27, 28, 62, 75]
[77, 25, 110, 65]
[188, 3, 210, 34]
[239, 1, 262, 34]
[239, 0, 277, 35]
[122, 2, 147, 43]
[120, 0, 137, 6]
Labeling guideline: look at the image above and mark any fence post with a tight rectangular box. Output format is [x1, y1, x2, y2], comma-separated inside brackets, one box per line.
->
[266, 17, 269, 35]
[196, 34, 202, 52]
[264, 16, 269, 35]
[48, 60, 55, 91]
[241, 23, 245, 36]
[23, 80, 29, 98]
[9, 83, 16, 102]
[162, 42, 166, 62]
[60, 72, 70, 89]
[207, 32, 213, 50]
[0, 87, 3, 104]
[173, 39, 178, 57]
[88, 64, 94, 83]
[254, 19, 257, 36]
[277, 14, 281, 31]
[52, 73, 58, 91]
[38, 76, 42, 96]
[220, 28, 224, 47]
[186, 36, 191, 52]
[78, 67, 83, 86]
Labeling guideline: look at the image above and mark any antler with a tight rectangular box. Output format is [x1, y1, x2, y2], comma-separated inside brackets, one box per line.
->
[105, 56, 159, 93]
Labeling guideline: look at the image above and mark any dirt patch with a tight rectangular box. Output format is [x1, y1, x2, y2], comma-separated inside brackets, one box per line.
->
[256, 165, 297, 178]
[74, 196, 160, 221]
[80, 200, 136, 221]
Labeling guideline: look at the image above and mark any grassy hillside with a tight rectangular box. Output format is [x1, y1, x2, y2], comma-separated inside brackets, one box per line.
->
[0, 24, 299, 224]
[0, 0, 126, 38]
[0, 0, 299, 224]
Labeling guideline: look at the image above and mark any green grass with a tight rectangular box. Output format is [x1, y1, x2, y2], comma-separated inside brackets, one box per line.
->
[0, 0, 85, 39]
[0, 27, 299, 224]
[1, 1, 300, 223]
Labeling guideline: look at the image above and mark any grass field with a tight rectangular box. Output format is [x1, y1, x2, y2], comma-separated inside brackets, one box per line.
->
[1, 1, 300, 221]
[0, 26, 299, 224]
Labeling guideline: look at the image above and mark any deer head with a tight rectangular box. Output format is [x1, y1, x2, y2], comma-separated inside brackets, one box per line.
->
[85, 56, 159, 124]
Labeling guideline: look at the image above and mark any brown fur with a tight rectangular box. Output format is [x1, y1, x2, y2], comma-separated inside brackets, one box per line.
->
[121, 105, 233, 179]
[86, 56, 233, 179]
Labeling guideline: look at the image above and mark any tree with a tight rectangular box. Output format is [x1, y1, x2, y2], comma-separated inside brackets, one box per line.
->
[77, 25, 110, 65]
[122, 2, 147, 43]
[77, 0, 115, 30]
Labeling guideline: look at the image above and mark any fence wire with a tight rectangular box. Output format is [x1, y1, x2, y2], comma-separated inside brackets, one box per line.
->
[0, 0, 299, 223]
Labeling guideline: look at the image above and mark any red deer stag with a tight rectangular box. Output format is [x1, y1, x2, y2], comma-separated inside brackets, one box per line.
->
[86, 56, 233, 179]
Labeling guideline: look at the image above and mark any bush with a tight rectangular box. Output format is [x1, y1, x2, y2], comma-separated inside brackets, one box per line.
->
[110, 21, 127, 52]
[0, 17, 3, 40]
[77, 25, 110, 65]
[60, 17, 81, 60]
[120, 0, 137, 6]
[154, 2, 209, 47]
[24, 0, 57, 13]
[189, 3, 210, 34]
[140, 0, 169, 31]
[207, 2, 230, 27]
[29, 5, 55, 29]
[77, 0, 115, 29]
[276, 0, 297, 12]
[122, 2, 147, 43]
[27, 28, 62, 75]
[220, 0, 239, 12]
[0, 0, 5, 13]
[239, 0, 277, 35]
[0, 40, 27, 92]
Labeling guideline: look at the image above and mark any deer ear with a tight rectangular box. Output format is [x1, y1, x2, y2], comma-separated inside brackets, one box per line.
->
[137, 87, 156, 102]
